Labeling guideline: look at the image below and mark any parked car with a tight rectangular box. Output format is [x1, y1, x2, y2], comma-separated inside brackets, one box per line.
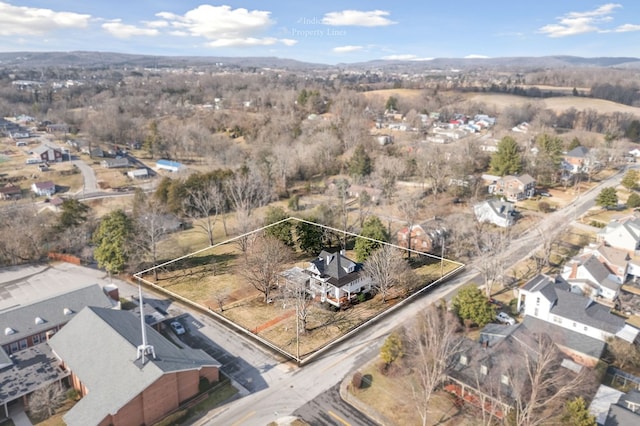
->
[170, 320, 186, 335]
[539, 192, 551, 197]
[496, 312, 516, 325]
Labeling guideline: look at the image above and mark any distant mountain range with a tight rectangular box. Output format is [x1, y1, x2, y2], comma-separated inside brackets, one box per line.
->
[1, 51, 639, 71]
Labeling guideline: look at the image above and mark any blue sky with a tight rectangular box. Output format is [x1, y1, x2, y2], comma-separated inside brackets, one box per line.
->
[1, 1, 640, 64]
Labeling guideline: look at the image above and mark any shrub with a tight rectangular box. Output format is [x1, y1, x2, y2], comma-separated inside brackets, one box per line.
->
[509, 298, 518, 315]
[351, 372, 363, 389]
[198, 377, 210, 393]
[538, 201, 552, 213]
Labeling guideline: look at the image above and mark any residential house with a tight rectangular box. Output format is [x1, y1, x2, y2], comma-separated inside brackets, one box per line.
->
[31, 181, 56, 197]
[0, 183, 22, 200]
[396, 220, 447, 253]
[32, 144, 63, 162]
[45, 123, 69, 134]
[305, 251, 372, 307]
[603, 389, 640, 425]
[516, 274, 639, 352]
[473, 198, 517, 228]
[598, 215, 640, 252]
[1, 285, 114, 363]
[563, 146, 590, 174]
[156, 159, 186, 173]
[49, 306, 221, 426]
[127, 168, 149, 179]
[561, 250, 624, 302]
[445, 321, 583, 420]
[489, 174, 536, 202]
[101, 157, 130, 169]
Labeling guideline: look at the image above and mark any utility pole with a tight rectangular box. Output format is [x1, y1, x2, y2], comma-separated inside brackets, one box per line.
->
[440, 235, 445, 278]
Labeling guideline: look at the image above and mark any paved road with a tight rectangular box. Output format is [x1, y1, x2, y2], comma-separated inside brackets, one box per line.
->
[197, 167, 632, 425]
[294, 384, 378, 426]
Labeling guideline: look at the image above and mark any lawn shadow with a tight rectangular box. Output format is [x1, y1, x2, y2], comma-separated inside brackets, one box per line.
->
[361, 374, 373, 389]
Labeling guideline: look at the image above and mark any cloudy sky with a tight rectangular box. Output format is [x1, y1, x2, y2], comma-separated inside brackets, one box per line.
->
[1, 1, 640, 63]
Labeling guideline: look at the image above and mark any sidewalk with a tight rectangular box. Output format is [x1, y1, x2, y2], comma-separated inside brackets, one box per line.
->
[8, 402, 33, 426]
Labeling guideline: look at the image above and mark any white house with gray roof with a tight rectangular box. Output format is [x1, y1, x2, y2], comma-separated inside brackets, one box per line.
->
[561, 254, 623, 302]
[517, 274, 639, 344]
[305, 250, 372, 307]
[473, 198, 517, 228]
[598, 215, 640, 253]
[49, 306, 221, 426]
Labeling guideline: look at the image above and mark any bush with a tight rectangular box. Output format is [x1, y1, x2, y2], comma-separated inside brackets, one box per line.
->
[351, 372, 363, 389]
[198, 377, 210, 393]
[509, 298, 518, 315]
[66, 388, 80, 401]
[538, 201, 552, 213]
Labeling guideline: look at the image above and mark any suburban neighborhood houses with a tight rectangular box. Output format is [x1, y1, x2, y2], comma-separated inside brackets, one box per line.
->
[5, 47, 640, 426]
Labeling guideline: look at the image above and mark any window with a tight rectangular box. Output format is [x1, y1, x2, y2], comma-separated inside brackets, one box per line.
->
[536, 297, 540, 306]
[534, 308, 539, 317]
[32, 334, 40, 344]
[501, 374, 509, 385]
[460, 355, 468, 365]
[584, 326, 588, 332]
[553, 315, 562, 324]
[19, 339, 27, 349]
[9, 342, 18, 353]
[573, 322, 577, 328]
[480, 365, 488, 376]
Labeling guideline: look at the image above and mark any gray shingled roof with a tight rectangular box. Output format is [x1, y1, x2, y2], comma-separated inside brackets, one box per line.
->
[604, 404, 640, 426]
[49, 306, 220, 426]
[522, 274, 560, 304]
[549, 290, 625, 334]
[521, 316, 606, 359]
[311, 251, 362, 288]
[0, 284, 113, 347]
[566, 146, 589, 158]
[582, 255, 611, 284]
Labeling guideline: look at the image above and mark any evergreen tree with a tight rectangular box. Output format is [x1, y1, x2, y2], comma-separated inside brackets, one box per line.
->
[348, 144, 372, 180]
[490, 136, 522, 176]
[263, 206, 294, 247]
[560, 397, 596, 426]
[385, 96, 399, 111]
[622, 169, 639, 192]
[92, 209, 133, 275]
[295, 219, 325, 254]
[625, 120, 640, 142]
[451, 284, 496, 327]
[568, 137, 581, 151]
[628, 192, 640, 208]
[380, 332, 403, 365]
[56, 199, 89, 231]
[354, 216, 389, 262]
[595, 187, 618, 209]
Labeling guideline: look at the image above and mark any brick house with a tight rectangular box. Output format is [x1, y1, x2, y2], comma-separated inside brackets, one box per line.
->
[32, 144, 63, 162]
[396, 221, 447, 253]
[489, 174, 536, 202]
[0, 285, 114, 365]
[49, 307, 221, 426]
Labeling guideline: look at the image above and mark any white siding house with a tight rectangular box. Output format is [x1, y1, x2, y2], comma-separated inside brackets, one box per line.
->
[305, 251, 372, 307]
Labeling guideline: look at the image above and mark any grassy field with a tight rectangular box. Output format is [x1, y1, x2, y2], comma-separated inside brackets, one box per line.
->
[142, 218, 463, 360]
[349, 359, 478, 426]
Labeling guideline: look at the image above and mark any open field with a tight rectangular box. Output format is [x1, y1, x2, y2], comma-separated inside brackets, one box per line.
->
[140, 218, 463, 360]
[348, 359, 478, 426]
[359, 88, 640, 117]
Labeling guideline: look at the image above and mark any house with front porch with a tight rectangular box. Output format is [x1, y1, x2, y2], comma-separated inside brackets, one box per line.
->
[305, 251, 371, 307]
[488, 174, 536, 202]
[516, 274, 639, 346]
[473, 198, 516, 228]
[560, 253, 624, 302]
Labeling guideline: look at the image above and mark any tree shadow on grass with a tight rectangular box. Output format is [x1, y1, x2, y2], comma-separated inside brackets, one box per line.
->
[361, 374, 373, 389]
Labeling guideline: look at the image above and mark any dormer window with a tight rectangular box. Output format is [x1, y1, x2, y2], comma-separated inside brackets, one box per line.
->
[4, 327, 15, 336]
[63, 308, 73, 315]
[35, 317, 45, 325]
[480, 365, 488, 375]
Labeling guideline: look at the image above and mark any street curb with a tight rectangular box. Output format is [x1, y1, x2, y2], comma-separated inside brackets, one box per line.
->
[338, 363, 395, 426]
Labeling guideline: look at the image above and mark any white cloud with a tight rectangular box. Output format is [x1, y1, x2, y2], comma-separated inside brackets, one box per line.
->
[323, 10, 396, 27]
[143, 20, 169, 29]
[465, 54, 490, 59]
[102, 20, 159, 39]
[613, 23, 640, 32]
[156, 5, 293, 48]
[0, 1, 90, 36]
[333, 45, 363, 53]
[382, 54, 417, 60]
[538, 3, 622, 37]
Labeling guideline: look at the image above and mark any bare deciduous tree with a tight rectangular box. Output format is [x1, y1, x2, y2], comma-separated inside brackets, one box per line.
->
[184, 182, 225, 246]
[131, 197, 170, 280]
[364, 245, 412, 303]
[28, 382, 66, 420]
[240, 234, 293, 303]
[508, 334, 591, 426]
[406, 304, 463, 426]
[472, 225, 512, 298]
[280, 272, 314, 335]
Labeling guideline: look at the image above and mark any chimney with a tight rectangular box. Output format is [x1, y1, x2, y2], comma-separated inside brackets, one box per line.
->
[569, 259, 579, 279]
